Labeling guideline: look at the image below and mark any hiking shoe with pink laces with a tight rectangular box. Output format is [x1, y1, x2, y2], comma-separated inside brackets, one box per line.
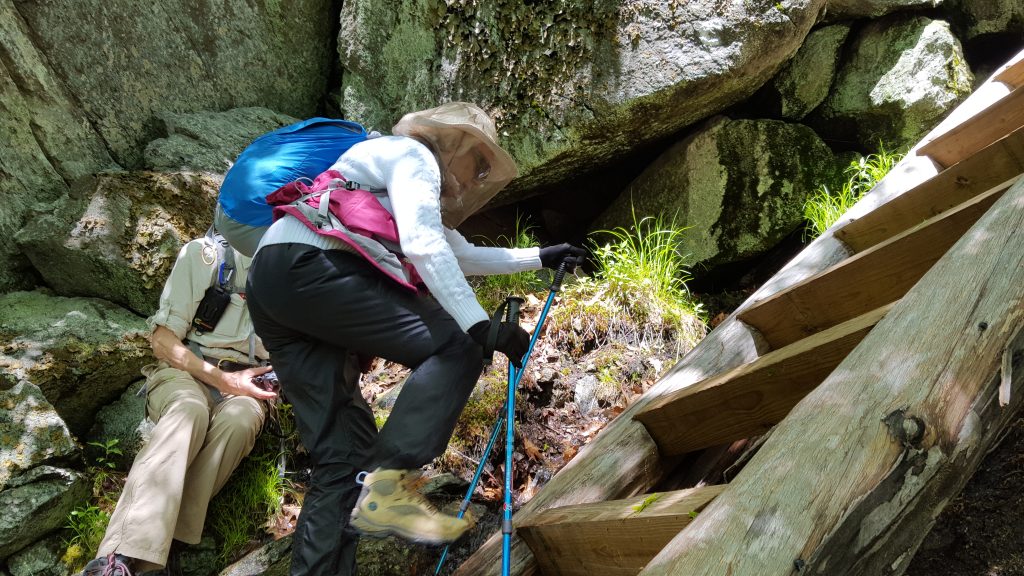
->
[349, 468, 471, 545]
[80, 553, 133, 576]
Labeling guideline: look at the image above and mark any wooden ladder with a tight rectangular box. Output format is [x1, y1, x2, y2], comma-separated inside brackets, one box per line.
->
[456, 47, 1024, 576]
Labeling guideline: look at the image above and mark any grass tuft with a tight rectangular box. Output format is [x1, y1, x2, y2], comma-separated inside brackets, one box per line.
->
[550, 208, 706, 357]
[804, 143, 904, 239]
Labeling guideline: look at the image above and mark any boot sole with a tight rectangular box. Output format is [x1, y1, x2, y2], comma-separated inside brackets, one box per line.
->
[349, 513, 466, 546]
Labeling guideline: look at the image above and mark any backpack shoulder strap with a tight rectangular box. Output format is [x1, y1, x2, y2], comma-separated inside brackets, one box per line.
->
[206, 226, 237, 293]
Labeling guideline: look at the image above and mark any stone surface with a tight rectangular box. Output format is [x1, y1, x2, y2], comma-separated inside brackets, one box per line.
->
[337, 0, 828, 203]
[16, 171, 221, 315]
[768, 24, 852, 120]
[0, 466, 89, 560]
[594, 117, 842, 269]
[0, 291, 151, 436]
[6, 533, 67, 576]
[943, 0, 1024, 42]
[219, 537, 292, 576]
[144, 108, 298, 173]
[0, 0, 119, 293]
[825, 0, 942, 20]
[11, 0, 335, 170]
[84, 380, 152, 470]
[0, 381, 78, 491]
[809, 16, 974, 151]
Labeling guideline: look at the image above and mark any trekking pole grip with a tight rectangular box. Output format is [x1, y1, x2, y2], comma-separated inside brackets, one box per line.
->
[551, 260, 569, 291]
[506, 296, 525, 325]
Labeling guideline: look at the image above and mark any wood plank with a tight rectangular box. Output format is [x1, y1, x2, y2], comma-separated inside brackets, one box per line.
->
[835, 126, 1024, 252]
[993, 48, 1024, 88]
[639, 175, 1024, 576]
[518, 486, 725, 576]
[917, 84, 1024, 168]
[737, 185, 1005, 350]
[635, 304, 892, 457]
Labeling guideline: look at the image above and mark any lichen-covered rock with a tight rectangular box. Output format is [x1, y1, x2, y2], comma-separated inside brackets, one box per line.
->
[809, 16, 973, 151]
[15, 171, 220, 315]
[219, 537, 292, 576]
[6, 533, 66, 576]
[0, 466, 89, 560]
[337, 0, 827, 202]
[0, 1, 119, 293]
[825, 0, 942, 20]
[11, 0, 335, 170]
[594, 117, 842, 269]
[144, 108, 298, 173]
[768, 24, 852, 120]
[0, 381, 77, 491]
[0, 291, 151, 435]
[84, 380, 152, 470]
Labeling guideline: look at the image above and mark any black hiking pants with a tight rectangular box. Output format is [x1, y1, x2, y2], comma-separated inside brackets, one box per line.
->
[246, 244, 484, 576]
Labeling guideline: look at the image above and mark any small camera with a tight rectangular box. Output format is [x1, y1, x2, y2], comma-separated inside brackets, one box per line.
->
[252, 371, 280, 393]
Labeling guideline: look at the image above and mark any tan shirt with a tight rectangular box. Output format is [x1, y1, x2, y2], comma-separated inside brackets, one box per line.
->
[148, 237, 268, 362]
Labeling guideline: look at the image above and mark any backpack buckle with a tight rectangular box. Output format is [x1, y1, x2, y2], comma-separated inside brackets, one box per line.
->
[344, 180, 361, 191]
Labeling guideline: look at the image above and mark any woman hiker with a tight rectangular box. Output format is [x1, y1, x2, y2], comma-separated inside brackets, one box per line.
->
[244, 102, 584, 576]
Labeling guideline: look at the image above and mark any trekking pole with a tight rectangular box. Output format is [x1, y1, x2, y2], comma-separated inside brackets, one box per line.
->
[434, 261, 570, 575]
[502, 295, 525, 576]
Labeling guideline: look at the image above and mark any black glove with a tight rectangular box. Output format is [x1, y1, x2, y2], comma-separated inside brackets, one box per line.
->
[539, 243, 586, 272]
[468, 320, 530, 367]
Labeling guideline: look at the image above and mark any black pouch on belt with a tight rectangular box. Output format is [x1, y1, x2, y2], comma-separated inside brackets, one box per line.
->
[191, 284, 231, 333]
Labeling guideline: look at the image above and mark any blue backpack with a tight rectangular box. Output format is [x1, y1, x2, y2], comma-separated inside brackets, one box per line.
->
[216, 117, 370, 256]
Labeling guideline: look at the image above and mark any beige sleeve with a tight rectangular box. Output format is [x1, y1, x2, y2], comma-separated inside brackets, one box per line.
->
[147, 240, 217, 340]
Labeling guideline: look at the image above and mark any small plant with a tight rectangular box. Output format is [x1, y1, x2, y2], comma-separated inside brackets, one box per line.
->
[471, 213, 550, 313]
[551, 207, 706, 357]
[63, 504, 111, 569]
[804, 143, 904, 239]
[88, 438, 123, 470]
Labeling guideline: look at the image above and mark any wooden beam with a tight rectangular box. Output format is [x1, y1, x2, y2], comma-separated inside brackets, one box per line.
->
[636, 304, 892, 457]
[638, 172, 1024, 576]
[518, 486, 725, 576]
[835, 127, 1024, 252]
[738, 185, 1005, 350]
[917, 84, 1024, 168]
[994, 48, 1024, 88]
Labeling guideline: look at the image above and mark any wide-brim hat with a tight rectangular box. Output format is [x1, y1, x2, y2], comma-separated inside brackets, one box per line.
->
[392, 102, 518, 186]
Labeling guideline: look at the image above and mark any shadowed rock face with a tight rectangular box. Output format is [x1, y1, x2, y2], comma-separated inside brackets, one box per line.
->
[593, 117, 843, 270]
[336, 0, 828, 203]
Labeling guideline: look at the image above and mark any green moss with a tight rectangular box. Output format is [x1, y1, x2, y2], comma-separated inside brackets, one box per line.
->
[437, 0, 619, 132]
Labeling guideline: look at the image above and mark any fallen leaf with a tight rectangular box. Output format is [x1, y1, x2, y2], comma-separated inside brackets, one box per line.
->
[522, 436, 543, 461]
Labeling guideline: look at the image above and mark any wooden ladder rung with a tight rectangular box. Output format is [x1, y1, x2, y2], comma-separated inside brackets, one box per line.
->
[836, 126, 1024, 252]
[918, 84, 1024, 168]
[517, 485, 725, 576]
[737, 185, 1006, 350]
[994, 48, 1024, 88]
[634, 304, 892, 457]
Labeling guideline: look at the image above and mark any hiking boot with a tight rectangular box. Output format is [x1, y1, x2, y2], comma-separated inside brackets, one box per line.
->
[349, 468, 471, 545]
[80, 553, 134, 576]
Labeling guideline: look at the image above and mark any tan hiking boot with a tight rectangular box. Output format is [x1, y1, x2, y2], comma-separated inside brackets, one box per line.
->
[349, 468, 471, 545]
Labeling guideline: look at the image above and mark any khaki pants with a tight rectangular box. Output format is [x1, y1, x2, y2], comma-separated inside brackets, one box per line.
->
[97, 364, 265, 569]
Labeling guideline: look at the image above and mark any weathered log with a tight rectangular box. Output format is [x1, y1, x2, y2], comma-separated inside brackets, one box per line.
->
[638, 176, 1024, 576]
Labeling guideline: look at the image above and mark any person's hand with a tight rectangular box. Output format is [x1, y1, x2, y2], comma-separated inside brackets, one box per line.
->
[220, 365, 278, 400]
[468, 320, 530, 367]
[539, 243, 586, 272]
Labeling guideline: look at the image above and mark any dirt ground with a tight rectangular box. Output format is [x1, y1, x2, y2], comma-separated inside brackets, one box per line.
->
[905, 416, 1024, 576]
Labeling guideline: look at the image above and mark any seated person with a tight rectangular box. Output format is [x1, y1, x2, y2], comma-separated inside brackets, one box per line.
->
[81, 233, 278, 576]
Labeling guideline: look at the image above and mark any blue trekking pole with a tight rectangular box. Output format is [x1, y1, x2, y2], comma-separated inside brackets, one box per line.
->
[434, 262, 570, 575]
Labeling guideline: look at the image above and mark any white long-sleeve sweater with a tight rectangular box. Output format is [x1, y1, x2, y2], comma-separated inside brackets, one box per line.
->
[257, 135, 542, 331]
